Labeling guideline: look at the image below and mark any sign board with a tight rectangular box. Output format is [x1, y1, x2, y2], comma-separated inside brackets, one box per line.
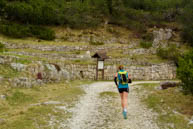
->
[98, 61, 104, 70]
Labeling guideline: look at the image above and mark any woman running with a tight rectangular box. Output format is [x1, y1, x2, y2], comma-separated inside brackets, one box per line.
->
[114, 65, 131, 119]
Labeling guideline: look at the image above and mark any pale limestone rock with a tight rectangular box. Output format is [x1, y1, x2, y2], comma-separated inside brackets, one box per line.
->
[10, 63, 26, 72]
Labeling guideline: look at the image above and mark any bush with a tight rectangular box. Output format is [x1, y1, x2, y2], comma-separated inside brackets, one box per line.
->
[0, 42, 5, 52]
[89, 36, 104, 45]
[0, 23, 55, 40]
[140, 41, 152, 49]
[30, 26, 55, 40]
[177, 49, 193, 94]
[180, 2, 193, 46]
[142, 33, 153, 41]
[156, 45, 180, 63]
[181, 26, 193, 46]
[0, 23, 30, 38]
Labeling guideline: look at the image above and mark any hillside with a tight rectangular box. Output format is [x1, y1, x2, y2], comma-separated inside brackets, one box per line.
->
[0, 24, 189, 87]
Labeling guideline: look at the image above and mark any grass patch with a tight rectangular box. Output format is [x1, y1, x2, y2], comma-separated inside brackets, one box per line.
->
[6, 91, 34, 106]
[0, 34, 88, 46]
[140, 41, 152, 49]
[100, 91, 118, 98]
[0, 80, 92, 129]
[8, 48, 86, 55]
[139, 83, 193, 129]
[107, 49, 128, 58]
[0, 64, 20, 78]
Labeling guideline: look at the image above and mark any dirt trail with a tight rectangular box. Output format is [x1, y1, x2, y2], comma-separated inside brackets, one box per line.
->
[64, 81, 160, 129]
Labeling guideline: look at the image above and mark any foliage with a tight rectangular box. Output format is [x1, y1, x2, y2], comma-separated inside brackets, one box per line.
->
[142, 33, 153, 41]
[180, 1, 193, 46]
[0, 0, 192, 39]
[140, 41, 152, 49]
[177, 49, 193, 94]
[0, 23, 55, 40]
[141, 83, 193, 128]
[89, 36, 104, 45]
[156, 45, 180, 63]
[0, 42, 5, 52]
[30, 26, 55, 40]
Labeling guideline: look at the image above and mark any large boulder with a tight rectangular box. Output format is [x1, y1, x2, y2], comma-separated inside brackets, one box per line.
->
[160, 81, 179, 89]
[153, 28, 172, 48]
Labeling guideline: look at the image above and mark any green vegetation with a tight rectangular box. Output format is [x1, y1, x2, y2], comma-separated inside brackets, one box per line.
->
[0, 80, 91, 129]
[0, 64, 20, 78]
[140, 41, 152, 49]
[180, 1, 193, 46]
[6, 91, 34, 106]
[156, 44, 180, 64]
[100, 91, 118, 98]
[177, 49, 193, 95]
[139, 83, 193, 129]
[0, 42, 5, 52]
[89, 36, 104, 45]
[0, 0, 192, 44]
[0, 23, 55, 40]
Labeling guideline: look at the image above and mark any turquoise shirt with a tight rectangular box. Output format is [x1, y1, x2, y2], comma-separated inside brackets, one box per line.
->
[118, 70, 129, 89]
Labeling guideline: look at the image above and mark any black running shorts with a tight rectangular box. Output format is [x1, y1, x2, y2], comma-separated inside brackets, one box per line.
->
[118, 88, 129, 93]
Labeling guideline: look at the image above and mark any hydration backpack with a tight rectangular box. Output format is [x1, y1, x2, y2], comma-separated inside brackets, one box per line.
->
[118, 71, 128, 84]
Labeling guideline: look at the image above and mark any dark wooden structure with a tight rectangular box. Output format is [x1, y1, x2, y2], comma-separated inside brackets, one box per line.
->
[92, 52, 108, 80]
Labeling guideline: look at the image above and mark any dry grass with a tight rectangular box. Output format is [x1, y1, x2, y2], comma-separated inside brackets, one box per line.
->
[0, 80, 92, 129]
[139, 83, 193, 129]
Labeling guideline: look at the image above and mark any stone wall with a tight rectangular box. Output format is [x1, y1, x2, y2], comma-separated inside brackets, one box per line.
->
[62, 63, 176, 80]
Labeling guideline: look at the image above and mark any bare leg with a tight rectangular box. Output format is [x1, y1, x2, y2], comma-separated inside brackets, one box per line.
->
[120, 93, 124, 110]
[123, 91, 128, 109]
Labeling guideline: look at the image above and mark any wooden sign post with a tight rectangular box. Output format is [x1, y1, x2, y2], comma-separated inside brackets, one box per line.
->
[92, 52, 108, 80]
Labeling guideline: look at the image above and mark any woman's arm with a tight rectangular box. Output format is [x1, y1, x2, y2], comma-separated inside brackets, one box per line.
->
[114, 73, 118, 87]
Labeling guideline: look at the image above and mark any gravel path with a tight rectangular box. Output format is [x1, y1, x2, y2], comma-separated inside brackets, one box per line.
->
[64, 81, 160, 129]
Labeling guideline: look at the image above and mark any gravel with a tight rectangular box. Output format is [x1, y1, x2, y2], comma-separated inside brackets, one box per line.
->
[59, 81, 160, 129]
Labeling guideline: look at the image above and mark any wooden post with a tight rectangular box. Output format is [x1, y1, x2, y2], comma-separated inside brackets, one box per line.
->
[96, 58, 98, 80]
[102, 69, 104, 80]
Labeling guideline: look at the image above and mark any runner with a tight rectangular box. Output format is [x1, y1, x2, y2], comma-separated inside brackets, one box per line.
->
[114, 65, 131, 119]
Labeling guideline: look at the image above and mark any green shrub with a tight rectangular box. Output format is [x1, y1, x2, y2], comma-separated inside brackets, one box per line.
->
[142, 33, 153, 41]
[181, 26, 193, 46]
[5, 2, 33, 23]
[177, 49, 193, 94]
[0, 23, 30, 38]
[156, 45, 180, 63]
[30, 26, 55, 40]
[180, 2, 193, 46]
[89, 41, 104, 45]
[0, 42, 5, 52]
[140, 41, 152, 49]
[0, 23, 55, 40]
[89, 36, 104, 45]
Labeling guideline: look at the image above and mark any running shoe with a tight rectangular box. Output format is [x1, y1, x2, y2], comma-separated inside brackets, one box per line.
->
[122, 111, 127, 119]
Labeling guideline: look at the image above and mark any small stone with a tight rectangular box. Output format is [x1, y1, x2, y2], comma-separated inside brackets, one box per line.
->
[42, 101, 62, 105]
[0, 95, 6, 99]
[30, 103, 41, 106]
[189, 116, 193, 125]
[0, 118, 5, 124]
[10, 63, 26, 72]
[56, 106, 66, 110]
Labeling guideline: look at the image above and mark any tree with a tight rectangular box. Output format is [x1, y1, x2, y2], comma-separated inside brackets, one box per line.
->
[106, 0, 112, 14]
[177, 49, 193, 94]
[180, 1, 193, 46]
